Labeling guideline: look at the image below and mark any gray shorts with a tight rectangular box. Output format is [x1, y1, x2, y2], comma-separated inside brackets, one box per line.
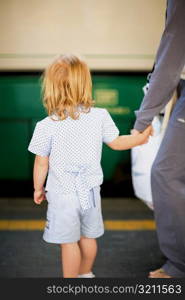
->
[43, 186, 104, 244]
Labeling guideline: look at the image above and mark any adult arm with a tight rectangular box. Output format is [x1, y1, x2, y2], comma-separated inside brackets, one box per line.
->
[134, 0, 185, 132]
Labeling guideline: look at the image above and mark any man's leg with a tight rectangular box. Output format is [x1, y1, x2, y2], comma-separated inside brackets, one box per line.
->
[150, 83, 185, 277]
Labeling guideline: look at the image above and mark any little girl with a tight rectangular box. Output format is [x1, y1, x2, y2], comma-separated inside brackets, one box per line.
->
[28, 54, 151, 278]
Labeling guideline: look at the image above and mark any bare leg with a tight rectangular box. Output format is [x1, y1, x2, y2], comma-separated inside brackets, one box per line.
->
[61, 242, 81, 278]
[78, 237, 97, 275]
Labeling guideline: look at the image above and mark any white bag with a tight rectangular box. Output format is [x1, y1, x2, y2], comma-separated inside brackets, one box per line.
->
[131, 92, 177, 209]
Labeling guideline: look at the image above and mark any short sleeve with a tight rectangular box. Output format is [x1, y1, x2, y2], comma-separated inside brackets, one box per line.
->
[102, 109, 119, 144]
[28, 121, 51, 157]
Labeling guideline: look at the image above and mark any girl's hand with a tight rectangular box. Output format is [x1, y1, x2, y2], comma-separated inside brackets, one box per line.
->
[34, 188, 46, 205]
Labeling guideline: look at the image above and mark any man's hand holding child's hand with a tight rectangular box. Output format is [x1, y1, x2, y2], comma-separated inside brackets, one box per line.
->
[131, 125, 154, 146]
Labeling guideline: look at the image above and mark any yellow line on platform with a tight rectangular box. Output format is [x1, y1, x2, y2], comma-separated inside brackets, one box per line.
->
[0, 219, 156, 231]
[0, 220, 45, 230]
[104, 220, 156, 230]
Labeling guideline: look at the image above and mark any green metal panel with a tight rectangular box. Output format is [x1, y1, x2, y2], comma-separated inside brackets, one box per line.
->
[0, 76, 45, 119]
[0, 73, 146, 180]
[0, 121, 30, 179]
[93, 75, 145, 119]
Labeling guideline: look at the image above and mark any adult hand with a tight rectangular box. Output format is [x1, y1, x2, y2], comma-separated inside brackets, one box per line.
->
[131, 125, 154, 137]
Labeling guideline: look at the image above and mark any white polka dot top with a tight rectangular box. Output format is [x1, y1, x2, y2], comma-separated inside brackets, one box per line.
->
[28, 107, 119, 195]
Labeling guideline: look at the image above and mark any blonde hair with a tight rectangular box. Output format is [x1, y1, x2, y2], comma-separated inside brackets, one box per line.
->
[41, 54, 94, 120]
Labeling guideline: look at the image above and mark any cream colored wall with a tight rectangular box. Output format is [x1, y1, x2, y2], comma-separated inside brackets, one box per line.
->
[0, 0, 166, 71]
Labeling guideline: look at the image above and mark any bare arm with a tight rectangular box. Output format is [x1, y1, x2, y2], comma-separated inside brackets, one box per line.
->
[33, 155, 49, 204]
[33, 155, 49, 190]
[107, 125, 152, 150]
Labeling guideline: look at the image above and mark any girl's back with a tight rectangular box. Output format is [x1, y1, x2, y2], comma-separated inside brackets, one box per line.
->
[28, 106, 119, 194]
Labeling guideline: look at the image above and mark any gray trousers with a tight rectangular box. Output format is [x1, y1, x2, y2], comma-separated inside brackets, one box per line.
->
[151, 79, 185, 277]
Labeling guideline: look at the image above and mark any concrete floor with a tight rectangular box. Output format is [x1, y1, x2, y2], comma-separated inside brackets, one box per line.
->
[0, 197, 164, 278]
